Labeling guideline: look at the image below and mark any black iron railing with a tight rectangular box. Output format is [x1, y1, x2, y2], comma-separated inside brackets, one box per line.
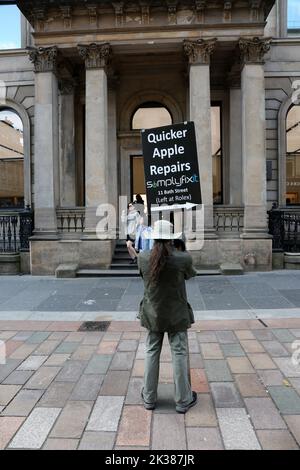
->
[268, 205, 300, 252]
[0, 207, 33, 253]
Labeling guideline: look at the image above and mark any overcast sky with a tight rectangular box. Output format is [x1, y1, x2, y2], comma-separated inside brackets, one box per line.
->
[0, 1, 300, 50]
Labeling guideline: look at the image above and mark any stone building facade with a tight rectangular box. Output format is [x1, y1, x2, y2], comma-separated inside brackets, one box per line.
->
[0, 0, 299, 274]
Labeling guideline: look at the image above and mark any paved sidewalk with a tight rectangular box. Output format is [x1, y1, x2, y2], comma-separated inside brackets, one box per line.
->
[1, 318, 300, 450]
[0, 271, 300, 321]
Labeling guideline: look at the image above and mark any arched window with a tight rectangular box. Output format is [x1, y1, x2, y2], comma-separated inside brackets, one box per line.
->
[286, 105, 300, 205]
[131, 102, 172, 130]
[0, 108, 24, 208]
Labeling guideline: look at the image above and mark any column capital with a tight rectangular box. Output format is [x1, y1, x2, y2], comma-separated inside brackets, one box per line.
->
[183, 38, 217, 65]
[238, 37, 272, 65]
[77, 43, 111, 69]
[28, 46, 58, 73]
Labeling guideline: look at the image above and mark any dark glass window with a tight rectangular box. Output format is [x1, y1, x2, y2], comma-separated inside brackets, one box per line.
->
[0, 108, 24, 208]
[286, 105, 300, 205]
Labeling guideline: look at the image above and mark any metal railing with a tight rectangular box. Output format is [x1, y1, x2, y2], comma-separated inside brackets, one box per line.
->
[0, 207, 33, 253]
[57, 207, 85, 232]
[268, 205, 300, 253]
[214, 206, 244, 234]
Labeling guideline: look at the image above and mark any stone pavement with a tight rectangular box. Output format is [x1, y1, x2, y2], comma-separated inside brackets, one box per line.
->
[1, 317, 300, 450]
[1, 271, 300, 322]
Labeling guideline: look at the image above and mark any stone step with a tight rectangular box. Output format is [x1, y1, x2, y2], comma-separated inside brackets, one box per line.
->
[76, 268, 221, 277]
[77, 269, 139, 277]
[219, 263, 244, 275]
[110, 263, 137, 269]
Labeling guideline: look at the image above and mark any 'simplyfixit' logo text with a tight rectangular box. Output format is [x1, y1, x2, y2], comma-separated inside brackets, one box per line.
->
[146, 174, 199, 189]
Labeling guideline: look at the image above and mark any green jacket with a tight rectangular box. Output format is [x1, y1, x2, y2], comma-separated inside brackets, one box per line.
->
[137, 250, 197, 333]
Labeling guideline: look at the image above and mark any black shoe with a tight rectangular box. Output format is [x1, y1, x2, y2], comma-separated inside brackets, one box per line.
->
[133, 257, 138, 264]
[176, 391, 197, 414]
[141, 388, 155, 410]
[129, 258, 135, 264]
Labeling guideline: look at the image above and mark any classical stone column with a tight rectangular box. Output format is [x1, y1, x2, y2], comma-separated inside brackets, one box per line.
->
[239, 37, 272, 237]
[183, 38, 217, 235]
[58, 79, 76, 207]
[108, 74, 119, 214]
[228, 69, 242, 206]
[28, 46, 60, 234]
[78, 43, 111, 234]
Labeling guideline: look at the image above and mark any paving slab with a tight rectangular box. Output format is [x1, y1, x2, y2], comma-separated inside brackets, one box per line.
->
[227, 357, 255, 374]
[1, 389, 44, 416]
[9, 407, 61, 449]
[24, 366, 61, 390]
[109, 352, 135, 371]
[211, 382, 244, 408]
[87, 396, 124, 432]
[217, 408, 261, 450]
[245, 397, 287, 429]
[267, 386, 300, 414]
[0, 416, 25, 449]
[185, 394, 217, 427]
[0, 385, 22, 406]
[17, 355, 48, 371]
[283, 415, 300, 445]
[84, 354, 113, 374]
[151, 413, 185, 450]
[55, 361, 86, 382]
[204, 360, 233, 382]
[116, 406, 152, 447]
[125, 377, 144, 405]
[235, 374, 268, 397]
[70, 374, 104, 401]
[247, 353, 277, 370]
[2, 370, 34, 385]
[100, 370, 130, 396]
[186, 427, 224, 450]
[50, 401, 93, 438]
[78, 431, 115, 450]
[256, 430, 299, 450]
[39, 382, 75, 408]
[273, 357, 300, 378]
[43, 438, 79, 450]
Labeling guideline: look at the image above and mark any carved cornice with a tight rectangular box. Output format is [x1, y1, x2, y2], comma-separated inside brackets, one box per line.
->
[60, 5, 72, 29]
[27, 46, 58, 73]
[140, 1, 151, 25]
[183, 38, 217, 65]
[86, 4, 98, 26]
[166, 0, 178, 25]
[223, 1, 232, 22]
[77, 43, 111, 69]
[112, 2, 124, 27]
[194, 0, 206, 23]
[239, 36, 272, 64]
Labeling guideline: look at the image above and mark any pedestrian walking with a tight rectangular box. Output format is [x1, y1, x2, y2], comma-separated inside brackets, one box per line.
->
[121, 202, 140, 263]
[137, 219, 198, 413]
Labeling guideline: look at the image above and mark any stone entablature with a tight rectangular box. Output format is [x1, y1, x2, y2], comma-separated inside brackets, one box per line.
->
[17, 0, 275, 34]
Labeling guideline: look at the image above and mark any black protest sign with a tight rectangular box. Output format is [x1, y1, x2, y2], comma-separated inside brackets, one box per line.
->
[141, 122, 201, 208]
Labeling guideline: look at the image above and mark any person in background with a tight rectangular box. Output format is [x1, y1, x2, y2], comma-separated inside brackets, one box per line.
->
[138, 219, 197, 414]
[173, 239, 186, 252]
[121, 202, 140, 264]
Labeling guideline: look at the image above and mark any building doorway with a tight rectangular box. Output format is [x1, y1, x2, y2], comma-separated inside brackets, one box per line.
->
[130, 155, 146, 206]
